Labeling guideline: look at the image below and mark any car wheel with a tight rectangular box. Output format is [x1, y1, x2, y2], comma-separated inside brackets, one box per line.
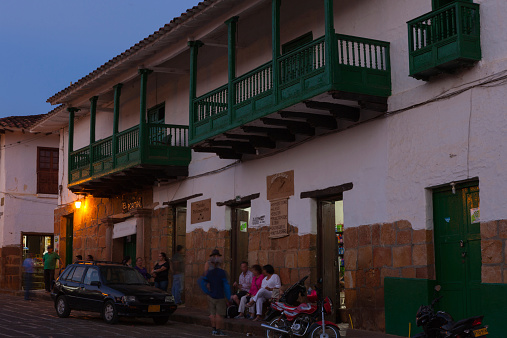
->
[55, 295, 71, 318]
[102, 300, 119, 324]
[153, 316, 170, 325]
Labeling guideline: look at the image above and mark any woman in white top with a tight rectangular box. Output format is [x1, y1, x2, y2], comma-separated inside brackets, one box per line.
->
[246, 264, 281, 321]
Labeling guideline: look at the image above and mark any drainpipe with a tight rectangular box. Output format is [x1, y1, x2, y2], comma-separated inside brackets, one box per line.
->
[226, 16, 239, 124]
[272, 0, 281, 105]
[67, 107, 79, 184]
[188, 40, 204, 141]
[112, 84, 122, 168]
[89, 96, 97, 177]
[138, 69, 152, 161]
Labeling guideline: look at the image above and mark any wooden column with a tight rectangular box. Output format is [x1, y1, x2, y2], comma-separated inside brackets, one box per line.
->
[226, 16, 239, 123]
[188, 40, 203, 141]
[272, 0, 281, 104]
[112, 84, 122, 168]
[324, 0, 338, 83]
[89, 96, 98, 176]
[67, 107, 79, 184]
[133, 209, 152, 270]
[138, 69, 152, 161]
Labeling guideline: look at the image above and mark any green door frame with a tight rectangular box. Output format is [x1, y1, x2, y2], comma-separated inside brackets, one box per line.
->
[65, 214, 74, 265]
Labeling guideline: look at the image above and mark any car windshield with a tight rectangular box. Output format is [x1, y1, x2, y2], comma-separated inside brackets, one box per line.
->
[100, 266, 149, 285]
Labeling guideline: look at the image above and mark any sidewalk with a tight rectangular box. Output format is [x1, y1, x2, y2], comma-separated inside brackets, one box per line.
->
[0, 289, 403, 337]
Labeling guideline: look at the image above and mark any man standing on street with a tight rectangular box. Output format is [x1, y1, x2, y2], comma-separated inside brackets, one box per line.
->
[199, 250, 231, 336]
[43, 245, 61, 292]
[22, 253, 35, 300]
[171, 245, 185, 305]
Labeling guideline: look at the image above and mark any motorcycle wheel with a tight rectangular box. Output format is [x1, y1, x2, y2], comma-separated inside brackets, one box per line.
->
[265, 317, 289, 338]
[308, 324, 341, 338]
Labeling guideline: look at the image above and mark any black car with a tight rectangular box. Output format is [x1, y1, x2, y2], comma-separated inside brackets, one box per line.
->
[51, 261, 177, 324]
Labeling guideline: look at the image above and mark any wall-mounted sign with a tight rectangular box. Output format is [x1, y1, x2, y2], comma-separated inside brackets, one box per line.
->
[113, 218, 137, 239]
[240, 221, 248, 232]
[269, 198, 288, 238]
[191, 198, 212, 224]
[267, 170, 294, 201]
[54, 235, 59, 252]
[122, 194, 143, 213]
[252, 215, 266, 226]
[470, 207, 480, 224]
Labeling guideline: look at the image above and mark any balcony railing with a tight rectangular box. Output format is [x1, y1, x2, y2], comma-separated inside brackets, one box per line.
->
[408, 1, 481, 80]
[191, 33, 391, 144]
[69, 124, 190, 185]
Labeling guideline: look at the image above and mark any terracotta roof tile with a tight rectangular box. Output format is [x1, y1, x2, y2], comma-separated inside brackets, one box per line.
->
[0, 114, 46, 130]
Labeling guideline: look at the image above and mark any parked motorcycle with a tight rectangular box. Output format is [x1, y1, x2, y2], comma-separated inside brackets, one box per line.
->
[262, 278, 340, 337]
[414, 285, 488, 338]
[264, 276, 309, 322]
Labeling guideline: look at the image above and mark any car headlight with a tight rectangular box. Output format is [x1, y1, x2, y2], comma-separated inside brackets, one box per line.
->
[165, 295, 175, 303]
[122, 296, 136, 303]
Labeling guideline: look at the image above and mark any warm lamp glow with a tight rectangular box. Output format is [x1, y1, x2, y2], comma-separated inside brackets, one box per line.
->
[74, 201, 82, 209]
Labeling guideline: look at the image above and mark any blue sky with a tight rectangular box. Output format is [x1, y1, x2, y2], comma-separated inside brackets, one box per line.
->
[0, 0, 195, 118]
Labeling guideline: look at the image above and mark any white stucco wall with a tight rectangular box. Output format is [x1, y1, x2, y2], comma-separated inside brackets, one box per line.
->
[0, 132, 59, 247]
[57, 0, 507, 236]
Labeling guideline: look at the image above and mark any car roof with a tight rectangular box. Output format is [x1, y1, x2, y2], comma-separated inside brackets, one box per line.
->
[73, 260, 127, 267]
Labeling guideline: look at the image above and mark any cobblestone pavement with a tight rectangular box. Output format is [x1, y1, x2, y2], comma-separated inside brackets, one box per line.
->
[0, 294, 246, 337]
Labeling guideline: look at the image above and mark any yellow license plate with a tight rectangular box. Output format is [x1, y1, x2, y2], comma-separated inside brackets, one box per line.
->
[148, 305, 160, 312]
[473, 328, 488, 337]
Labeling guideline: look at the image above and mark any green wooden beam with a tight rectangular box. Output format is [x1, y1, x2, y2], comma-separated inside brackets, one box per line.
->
[112, 83, 123, 168]
[188, 40, 203, 141]
[67, 107, 79, 184]
[272, 0, 281, 105]
[226, 16, 239, 124]
[324, 0, 338, 84]
[138, 69, 152, 161]
[89, 96, 98, 179]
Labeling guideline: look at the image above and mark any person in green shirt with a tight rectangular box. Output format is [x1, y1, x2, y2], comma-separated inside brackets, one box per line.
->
[43, 245, 62, 292]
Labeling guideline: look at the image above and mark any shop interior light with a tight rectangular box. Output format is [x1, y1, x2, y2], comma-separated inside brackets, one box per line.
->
[74, 200, 82, 209]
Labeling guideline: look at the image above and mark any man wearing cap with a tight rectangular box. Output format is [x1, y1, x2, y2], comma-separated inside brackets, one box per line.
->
[199, 249, 231, 336]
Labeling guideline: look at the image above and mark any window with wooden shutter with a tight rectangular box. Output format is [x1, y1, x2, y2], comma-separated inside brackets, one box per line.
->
[37, 147, 59, 194]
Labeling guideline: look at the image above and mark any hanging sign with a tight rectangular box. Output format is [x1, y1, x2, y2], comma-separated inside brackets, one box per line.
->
[269, 198, 289, 238]
[267, 170, 294, 201]
[191, 198, 212, 224]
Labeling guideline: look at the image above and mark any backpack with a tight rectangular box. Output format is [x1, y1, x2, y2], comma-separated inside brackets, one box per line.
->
[226, 304, 239, 318]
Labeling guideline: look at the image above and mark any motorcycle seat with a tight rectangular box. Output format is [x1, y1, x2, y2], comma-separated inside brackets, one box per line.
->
[442, 315, 482, 331]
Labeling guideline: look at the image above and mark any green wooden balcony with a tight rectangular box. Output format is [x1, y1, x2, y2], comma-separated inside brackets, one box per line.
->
[190, 33, 391, 158]
[408, 1, 481, 80]
[68, 124, 190, 197]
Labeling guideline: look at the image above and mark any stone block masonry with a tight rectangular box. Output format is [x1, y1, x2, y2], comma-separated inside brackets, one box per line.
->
[343, 221, 434, 332]
[0, 245, 22, 290]
[184, 224, 317, 310]
[480, 220, 507, 283]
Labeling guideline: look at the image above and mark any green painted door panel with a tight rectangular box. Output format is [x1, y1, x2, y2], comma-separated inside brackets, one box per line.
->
[433, 183, 481, 321]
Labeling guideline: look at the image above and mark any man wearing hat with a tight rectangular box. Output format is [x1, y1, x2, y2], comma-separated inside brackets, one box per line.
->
[204, 248, 222, 274]
[199, 249, 231, 336]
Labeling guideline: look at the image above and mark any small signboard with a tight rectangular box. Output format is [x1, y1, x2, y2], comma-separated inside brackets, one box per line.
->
[122, 194, 143, 213]
[269, 198, 288, 238]
[267, 170, 294, 201]
[252, 215, 266, 226]
[240, 221, 248, 232]
[191, 198, 212, 224]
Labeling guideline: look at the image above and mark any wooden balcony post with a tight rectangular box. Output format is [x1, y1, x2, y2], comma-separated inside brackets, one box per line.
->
[188, 40, 203, 141]
[226, 16, 239, 124]
[67, 107, 79, 184]
[112, 83, 123, 168]
[89, 96, 98, 176]
[324, 0, 338, 84]
[138, 69, 152, 161]
[272, 0, 281, 105]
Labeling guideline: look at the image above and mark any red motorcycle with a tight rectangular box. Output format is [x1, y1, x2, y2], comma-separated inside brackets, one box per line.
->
[262, 278, 341, 337]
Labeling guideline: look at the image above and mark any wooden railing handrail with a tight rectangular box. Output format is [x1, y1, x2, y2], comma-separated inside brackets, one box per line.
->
[407, 1, 478, 26]
[193, 83, 228, 103]
[232, 61, 273, 84]
[277, 36, 326, 63]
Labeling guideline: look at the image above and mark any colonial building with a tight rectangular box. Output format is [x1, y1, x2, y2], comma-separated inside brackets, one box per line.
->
[34, 0, 507, 335]
[0, 114, 59, 290]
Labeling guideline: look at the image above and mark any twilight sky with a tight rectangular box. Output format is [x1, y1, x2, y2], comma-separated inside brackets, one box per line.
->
[0, 0, 195, 118]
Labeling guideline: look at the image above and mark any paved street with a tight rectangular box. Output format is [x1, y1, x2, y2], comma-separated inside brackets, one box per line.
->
[0, 294, 247, 337]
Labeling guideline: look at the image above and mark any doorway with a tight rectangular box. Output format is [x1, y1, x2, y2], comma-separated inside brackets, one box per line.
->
[22, 234, 53, 290]
[317, 196, 344, 322]
[231, 204, 251, 283]
[124, 235, 137, 262]
[65, 214, 74, 266]
[433, 182, 481, 320]
[173, 205, 187, 252]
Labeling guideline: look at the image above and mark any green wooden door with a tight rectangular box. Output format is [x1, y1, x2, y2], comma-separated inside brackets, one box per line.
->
[65, 215, 74, 265]
[124, 235, 137, 262]
[433, 183, 481, 320]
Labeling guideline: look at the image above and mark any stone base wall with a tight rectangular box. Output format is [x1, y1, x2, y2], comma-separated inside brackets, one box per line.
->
[480, 220, 507, 283]
[184, 225, 317, 310]
[150, 207, 174, 265]
[0, 245, 22, 290]
[343, 221, 434, 332]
